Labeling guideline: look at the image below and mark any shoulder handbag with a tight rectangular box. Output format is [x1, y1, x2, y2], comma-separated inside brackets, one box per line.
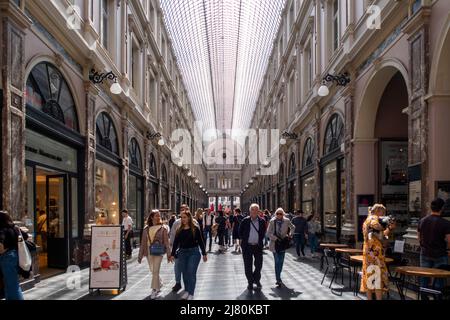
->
[148, 226, 166, 256]
[16, 227, 32, 273]
[274, 222, 291, 253]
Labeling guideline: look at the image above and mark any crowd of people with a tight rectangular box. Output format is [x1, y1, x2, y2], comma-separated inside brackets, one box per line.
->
[135, 203, 321, 299]
[1, 198, 449, 301]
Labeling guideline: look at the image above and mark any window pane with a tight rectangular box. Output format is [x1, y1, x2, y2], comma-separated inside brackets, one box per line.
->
[24, 166, 35, 237]
[128, 175, 137, 228]
[71, 178, 78, 238]
[93, 160, 120, 230]
[323, 162, 337, 229]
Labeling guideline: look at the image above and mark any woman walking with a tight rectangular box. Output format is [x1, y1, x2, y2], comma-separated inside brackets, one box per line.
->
[215, 211, 227, 253]
[232, 208, 243, 253]
[194, 209, 204, 236]
[138, 210, 171, 300]
[267, 208, 295, 287]
[169, 211, 207, 300]
[307, 214, 320, 258]
[0, 211, 26, 300]
[360, 204, 395, 300]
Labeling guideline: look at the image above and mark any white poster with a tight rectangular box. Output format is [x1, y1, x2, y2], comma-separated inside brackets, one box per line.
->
[90, 226, 122, 289]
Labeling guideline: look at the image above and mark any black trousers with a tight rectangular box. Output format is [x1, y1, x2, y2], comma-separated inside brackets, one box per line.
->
[242, 245, 263, 284]
[218, 229, 226, 247]
[124, 232, 132, 256]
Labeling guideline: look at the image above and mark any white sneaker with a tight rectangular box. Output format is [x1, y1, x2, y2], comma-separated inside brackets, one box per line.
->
[180, 291, 189, 300]
[187, 295, 194, 300]
[150, 290, 158, 300]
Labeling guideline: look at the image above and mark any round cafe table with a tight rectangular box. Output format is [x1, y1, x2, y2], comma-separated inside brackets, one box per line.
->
[335, 248, 363, 255]
[394, 266, 450, 300]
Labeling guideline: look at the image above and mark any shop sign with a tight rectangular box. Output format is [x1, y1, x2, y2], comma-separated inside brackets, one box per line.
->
[25, 130, 77, 173]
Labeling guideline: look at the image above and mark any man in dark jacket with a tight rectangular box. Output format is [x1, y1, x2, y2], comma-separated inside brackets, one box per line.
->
[239, 203, 266, 291]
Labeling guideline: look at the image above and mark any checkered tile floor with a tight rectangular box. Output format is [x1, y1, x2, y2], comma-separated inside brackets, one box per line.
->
[23, 244, 365, 300]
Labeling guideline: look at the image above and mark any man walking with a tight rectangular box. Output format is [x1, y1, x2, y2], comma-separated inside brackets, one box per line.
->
[418, 198, 450, 297]
[203, 209, 215, 252]
[239, 203, 266, 291]
[121, 209, 133, 259]
[292, 210, 308, 257]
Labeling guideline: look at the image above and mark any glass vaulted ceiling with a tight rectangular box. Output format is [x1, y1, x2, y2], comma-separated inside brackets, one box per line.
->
[160, 0, 286, 132]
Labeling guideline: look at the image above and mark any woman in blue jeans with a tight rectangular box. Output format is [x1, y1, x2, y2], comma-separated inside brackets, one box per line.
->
[267, 208, 295, 287]
[169, 210, 207, 300]
[0, 211, 25, 300]
[307, 214, 320, 258]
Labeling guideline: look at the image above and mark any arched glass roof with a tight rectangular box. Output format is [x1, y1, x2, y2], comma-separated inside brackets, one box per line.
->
[161, 0, 286, 132]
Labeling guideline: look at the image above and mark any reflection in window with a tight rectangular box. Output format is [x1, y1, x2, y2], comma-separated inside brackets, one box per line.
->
[324, 114, 344, 155]
[96, 112, 119, 154]
[323, 162, 337, 229]
[301, 175, 315, 215]
[94, 160, 120, 226]
[26, 62, 79, 131]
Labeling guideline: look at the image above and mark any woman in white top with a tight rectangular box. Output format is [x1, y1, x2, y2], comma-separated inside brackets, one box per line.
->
[138, 210, 171, 299]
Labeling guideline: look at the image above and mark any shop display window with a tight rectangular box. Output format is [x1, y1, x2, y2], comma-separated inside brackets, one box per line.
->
[301, 175, 315, 215]
[94, 160, 120, 227]
[323, 162, 337, 229]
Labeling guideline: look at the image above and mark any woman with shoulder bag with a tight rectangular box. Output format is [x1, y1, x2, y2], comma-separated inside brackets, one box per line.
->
[267, 208, 295, 287]
[138, 210, 171, 300]
[0, 211, 26, 300]
[169, 211, 207, 300]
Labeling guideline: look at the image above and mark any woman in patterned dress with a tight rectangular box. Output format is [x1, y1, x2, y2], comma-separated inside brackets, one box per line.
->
[360, 204, 395, 300]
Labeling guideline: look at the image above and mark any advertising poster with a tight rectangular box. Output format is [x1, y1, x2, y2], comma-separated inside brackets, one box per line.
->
[90, 226, 122, 289]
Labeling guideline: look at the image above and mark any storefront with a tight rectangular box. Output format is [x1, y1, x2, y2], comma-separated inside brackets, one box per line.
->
[321, 114, 347, 242]
[148, 153, 159, 210]
[287, 153, 297, 213]
[93, 112, 121, 230]
[301, 138, 315, 215]
[128, 138, 144, 233]
[278, 164, 285, 209]
[24, 62, 84, 273]
[160, 164, 169, 209]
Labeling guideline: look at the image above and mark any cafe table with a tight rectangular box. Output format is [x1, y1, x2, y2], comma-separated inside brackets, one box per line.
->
[394, 266, 450, 300]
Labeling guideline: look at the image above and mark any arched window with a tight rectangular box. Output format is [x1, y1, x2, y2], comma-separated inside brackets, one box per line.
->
[96, 112, 119, 155]
[26, 62, 79, 131]
[289, 153, 296, 176]
[279, 164, 285, 184]
[149, 153, 157, 178]
[128, 138, 142, 170]
[324, 114, 344, 155]
[161, 164, 168, 183]
[302, 138, 315, 168]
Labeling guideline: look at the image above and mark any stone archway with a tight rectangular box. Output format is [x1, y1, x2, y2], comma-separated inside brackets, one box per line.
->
[353, 63, 410, 239]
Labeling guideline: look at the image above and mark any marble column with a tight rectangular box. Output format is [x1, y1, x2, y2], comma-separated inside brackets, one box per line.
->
[402, 7, 431, 249]
[0, 2, 31, 216]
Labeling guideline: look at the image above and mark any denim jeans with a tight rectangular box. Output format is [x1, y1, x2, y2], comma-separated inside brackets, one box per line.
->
[177, 247, 201, 295]
[203, 226, 213, 251]
[420, 255, 449, 291]
[273, 251, 286, 282]
[308, 233, 318, 254]
[0, 250, 24, 300]
[293, 233, 306, 256]
[174, 255, 182, 284]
